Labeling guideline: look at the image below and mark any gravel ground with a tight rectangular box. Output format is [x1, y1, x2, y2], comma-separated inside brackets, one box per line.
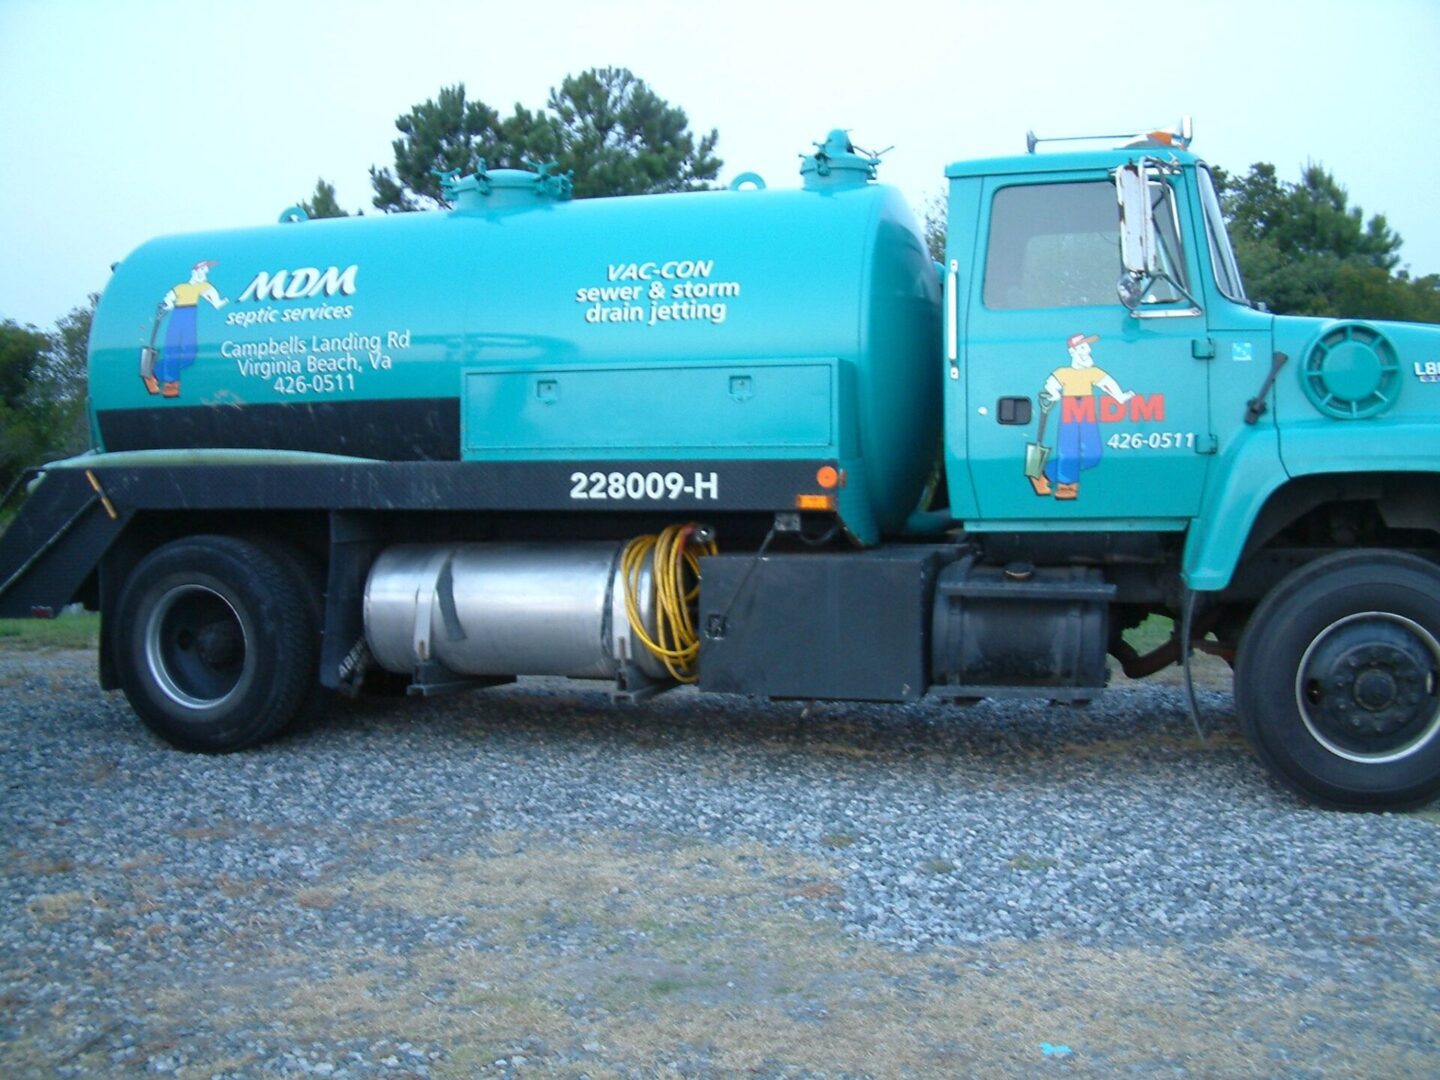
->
[1, 647, 1437, 1078]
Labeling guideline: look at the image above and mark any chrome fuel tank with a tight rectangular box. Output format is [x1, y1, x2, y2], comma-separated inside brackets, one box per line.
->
[364, 542, 666, 682]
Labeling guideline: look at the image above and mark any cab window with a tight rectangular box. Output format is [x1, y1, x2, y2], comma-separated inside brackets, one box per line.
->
[984, 180, 1187, 310]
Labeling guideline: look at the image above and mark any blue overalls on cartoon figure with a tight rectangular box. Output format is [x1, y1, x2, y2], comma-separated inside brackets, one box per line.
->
[1029, 333, 1136, 501]
[1047, 391, 1104, 485]
[160, 305, 198, 386]
[144, 260, 228, 399]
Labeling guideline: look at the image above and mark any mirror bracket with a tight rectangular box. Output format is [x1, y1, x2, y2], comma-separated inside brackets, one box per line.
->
[1115, 157, 1202, 316]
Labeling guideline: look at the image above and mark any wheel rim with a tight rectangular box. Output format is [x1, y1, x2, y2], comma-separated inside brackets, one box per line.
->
[1295, 611, 1440, 764]
[145, 585, 250, 710]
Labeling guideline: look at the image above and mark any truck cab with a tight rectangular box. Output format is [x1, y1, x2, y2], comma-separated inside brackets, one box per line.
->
[943, 135, 1255, 532]
[933, 122, 1440, 807]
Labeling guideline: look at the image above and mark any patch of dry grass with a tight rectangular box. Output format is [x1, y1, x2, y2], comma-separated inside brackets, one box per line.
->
[1050, 728, 1248, 761]
[24, 890, 94, 922]
[118, 832, 1439, 1079]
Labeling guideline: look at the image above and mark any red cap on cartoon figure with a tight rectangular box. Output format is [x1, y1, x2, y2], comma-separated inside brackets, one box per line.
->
[1067, 333, 1099, 349]
[192, 260, 219, 270]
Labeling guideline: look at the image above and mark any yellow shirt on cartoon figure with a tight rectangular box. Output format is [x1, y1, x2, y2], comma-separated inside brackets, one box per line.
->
[170, 282, 211, 308]
[1052, 366, 1108, 396]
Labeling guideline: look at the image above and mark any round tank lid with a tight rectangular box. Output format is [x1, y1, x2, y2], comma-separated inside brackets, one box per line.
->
[800, 129, 881, 189]
[438, 160, 574, 211]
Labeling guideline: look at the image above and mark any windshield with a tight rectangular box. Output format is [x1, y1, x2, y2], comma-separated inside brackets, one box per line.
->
[1198, 167, 1247, 302]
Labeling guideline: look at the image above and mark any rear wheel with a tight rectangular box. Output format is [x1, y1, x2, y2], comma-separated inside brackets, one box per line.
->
[1235, 550, 1440, 809]
[115, 535, 318, 752]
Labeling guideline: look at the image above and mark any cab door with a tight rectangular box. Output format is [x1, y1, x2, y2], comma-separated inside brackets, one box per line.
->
[949, 171, 1213, 528]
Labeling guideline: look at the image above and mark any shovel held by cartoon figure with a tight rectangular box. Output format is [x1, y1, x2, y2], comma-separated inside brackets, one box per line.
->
[139, 303, 164, 395]
[1025, 395, 1054, 495]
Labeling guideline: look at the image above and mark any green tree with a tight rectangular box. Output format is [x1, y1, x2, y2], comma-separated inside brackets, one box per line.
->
[1217, 161, 1424, 320]
[0, 296, 95, 493]
[301, 178, 351, 219]
[1397, 272, 1440, 323]
[923, 189, 947, 263]
[0, 319, 55, 492]
[38, 295, 95, 459]
[369, 68, 721, 210]
[369, 84, 502, 210]
[540, 67, 721, 198]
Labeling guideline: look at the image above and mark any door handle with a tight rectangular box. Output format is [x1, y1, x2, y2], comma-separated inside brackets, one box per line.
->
[947, 259, 959, 380]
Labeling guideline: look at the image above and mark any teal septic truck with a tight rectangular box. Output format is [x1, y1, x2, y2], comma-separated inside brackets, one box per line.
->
[4, 121, 1439, 809]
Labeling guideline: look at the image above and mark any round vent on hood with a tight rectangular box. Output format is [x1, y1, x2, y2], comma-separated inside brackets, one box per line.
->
[1300, 322, 1401, 419]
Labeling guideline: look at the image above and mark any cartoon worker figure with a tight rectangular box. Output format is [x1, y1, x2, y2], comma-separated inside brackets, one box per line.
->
[144, 260, 228, 398]
[1027, 333, 1135, 500]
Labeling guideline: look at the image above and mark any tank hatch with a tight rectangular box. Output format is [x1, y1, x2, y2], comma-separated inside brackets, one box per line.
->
[439, 159, 574, 211]
[800, 129, 881, 189]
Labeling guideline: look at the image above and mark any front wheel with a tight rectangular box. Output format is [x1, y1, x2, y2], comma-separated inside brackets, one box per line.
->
[114, 535, 319, 752]
[1235, 550, 1440, 809]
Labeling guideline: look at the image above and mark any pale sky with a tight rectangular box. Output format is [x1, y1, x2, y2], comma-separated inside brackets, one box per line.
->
[2, 0, 1437, 329]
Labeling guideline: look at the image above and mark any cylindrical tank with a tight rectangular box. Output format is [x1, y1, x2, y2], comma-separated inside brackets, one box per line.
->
[87, 132, 941, 537]
[364, 542, 668, 681]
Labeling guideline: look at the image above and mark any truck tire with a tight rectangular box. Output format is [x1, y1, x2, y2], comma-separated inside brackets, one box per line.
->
[1235, 549, 1440, 809]
[114, 535, 319, 752]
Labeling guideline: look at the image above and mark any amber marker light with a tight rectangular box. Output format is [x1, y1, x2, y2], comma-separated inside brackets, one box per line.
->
[816, 465, 840, 489]
[795, 494, 836, 511]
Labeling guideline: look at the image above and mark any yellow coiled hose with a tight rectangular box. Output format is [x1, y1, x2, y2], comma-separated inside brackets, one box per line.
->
[620, 524, 718, 683]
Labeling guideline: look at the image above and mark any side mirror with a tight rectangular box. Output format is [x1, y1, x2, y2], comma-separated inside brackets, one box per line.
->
[1114, 157, 1204, 318]
[1116, 273, 1145, 309]
[1116, 162, 1158, 277]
